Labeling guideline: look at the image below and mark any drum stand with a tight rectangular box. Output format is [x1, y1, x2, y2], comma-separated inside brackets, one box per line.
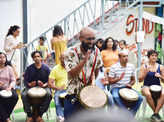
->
[29, 97, 44, 122]
[151, 93, 160, 108]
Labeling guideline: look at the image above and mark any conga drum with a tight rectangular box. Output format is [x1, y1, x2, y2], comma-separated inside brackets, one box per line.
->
[119, 88, 139, 108]
[27, 87, 47, 119]
[0, 90, 12, 98]
[150, 85, 162, 107]
[59, 92, 67, 108]
[79, 85, 107, 109]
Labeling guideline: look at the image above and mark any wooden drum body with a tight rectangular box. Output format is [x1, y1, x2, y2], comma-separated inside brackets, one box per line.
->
[27, 87, 47, 119]
[27, 87, 47, 104]
[150, 85, 162, 107]
[119, 88, 139, 108]
[79, 85, 107, 109]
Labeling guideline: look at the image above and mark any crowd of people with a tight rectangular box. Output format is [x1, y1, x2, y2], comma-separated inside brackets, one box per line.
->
[0, 25, 164, 122]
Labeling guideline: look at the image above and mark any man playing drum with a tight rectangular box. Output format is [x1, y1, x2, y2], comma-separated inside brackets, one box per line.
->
[107, 49, 143, 115]
[0, 52, 18, 122]
[48, 54, 68, 122]
[63, 27, 104, 119]
[21, 51, 52, 122]
[139, 50, 164, 121]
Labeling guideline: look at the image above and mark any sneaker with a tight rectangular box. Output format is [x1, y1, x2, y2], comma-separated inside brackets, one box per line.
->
[156, 114, 161, 120]
[151, 114, 161, 122]
[57, 116, 65, 122]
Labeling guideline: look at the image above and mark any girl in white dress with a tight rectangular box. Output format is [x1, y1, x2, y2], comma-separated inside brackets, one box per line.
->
[4, 25, 24, 81]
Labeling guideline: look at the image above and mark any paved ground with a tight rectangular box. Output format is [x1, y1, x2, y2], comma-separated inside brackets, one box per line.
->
[12, 101, 164, 122]
[12, 82, 164, 122]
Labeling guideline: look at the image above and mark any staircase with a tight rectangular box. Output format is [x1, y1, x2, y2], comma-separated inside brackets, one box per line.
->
[21, 0, 164, 72]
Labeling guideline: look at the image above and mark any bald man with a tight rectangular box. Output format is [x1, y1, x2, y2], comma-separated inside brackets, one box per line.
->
[107, 50, 143, 115]
[63, 27, 103, 119]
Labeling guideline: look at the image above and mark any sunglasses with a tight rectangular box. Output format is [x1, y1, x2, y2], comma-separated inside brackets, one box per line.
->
[85, 37, 95, 41]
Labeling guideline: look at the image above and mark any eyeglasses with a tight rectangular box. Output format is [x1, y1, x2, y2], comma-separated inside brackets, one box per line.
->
[85, 37, 95, 41]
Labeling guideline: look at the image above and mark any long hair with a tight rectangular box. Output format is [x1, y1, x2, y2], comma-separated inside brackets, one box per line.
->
[0, 52, 11, 66]
[53, 25, 64, 37]
[102, 37, 117, 51]
[6, 25, 20, 37]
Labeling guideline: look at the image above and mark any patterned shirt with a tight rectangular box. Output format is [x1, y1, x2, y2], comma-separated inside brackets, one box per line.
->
[108, 62, 135, 90]
[0, 66, 16, 90]
[64, 43, 103, 95]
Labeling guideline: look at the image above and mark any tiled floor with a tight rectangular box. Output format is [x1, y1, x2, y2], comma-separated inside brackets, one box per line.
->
[12, 101, 164, 122]
[13, 83, 164, 122]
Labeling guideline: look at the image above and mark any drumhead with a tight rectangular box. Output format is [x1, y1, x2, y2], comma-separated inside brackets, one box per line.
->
[79, 85, 107, 109]
[59, 92, 67, 98]
[150, 85, 162, 92]
[119, 88, 138, 101]
[0, 90, 12, 98]
[27, 87, 47, 98]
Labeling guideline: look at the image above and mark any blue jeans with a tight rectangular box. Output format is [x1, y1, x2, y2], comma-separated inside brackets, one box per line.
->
[54, 90, 66, 117]
[96, 79, 114, 106]
[111, 87, 143, 115]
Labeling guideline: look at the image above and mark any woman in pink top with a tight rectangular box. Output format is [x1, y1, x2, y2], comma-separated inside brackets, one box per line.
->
[0, 52, 18, 122]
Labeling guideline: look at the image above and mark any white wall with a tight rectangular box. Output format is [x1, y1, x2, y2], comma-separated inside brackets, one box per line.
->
[0, 0, 23, 51]
[28, 0, 86, 42]
[0, 0, 87, 50]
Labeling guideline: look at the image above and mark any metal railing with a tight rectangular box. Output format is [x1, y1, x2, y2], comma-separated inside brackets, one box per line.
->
[20, 0, 164, 90]
[22, 0, 120, 70]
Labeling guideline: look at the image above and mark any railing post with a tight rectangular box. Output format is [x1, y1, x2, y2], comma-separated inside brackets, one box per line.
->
[22, 0, 28, 72]
[119, 0, 122, 7]
[137, 0, 143, 68]
[64, 18, 67, 35]
[101, 0, 105, 29]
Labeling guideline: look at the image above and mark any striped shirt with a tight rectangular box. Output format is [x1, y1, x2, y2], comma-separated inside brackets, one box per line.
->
[108, 62, 135, 89]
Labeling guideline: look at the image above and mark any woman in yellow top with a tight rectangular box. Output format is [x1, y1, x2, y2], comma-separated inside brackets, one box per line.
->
[51, 25, 67, 65]
[101, 37, 119, 71]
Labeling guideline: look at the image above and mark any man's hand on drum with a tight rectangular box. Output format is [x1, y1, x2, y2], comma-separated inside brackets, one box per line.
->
[38, 80, 44, 87]
[0, 81, 4, 87]
[28, 81, 36, 87]
[101, 78, 108, 85]
[126, 84, 132, 88]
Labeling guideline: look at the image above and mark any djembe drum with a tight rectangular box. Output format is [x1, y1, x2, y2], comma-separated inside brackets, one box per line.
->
[27, 87, 47, 120]
[150, 85, 162, 107]
[119, 88, 139, 108]
[79, 85, 107, 109]
[59, 92, 67, 108]
[0, 90, 12, 98]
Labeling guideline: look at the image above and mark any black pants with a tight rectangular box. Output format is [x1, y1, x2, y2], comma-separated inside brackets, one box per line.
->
[21, 88, 52, 117]
[0, 89, 18, 121]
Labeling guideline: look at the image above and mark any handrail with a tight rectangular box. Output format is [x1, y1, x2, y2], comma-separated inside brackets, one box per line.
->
[26, 0, 120, 48]
[19, 0, 164, 91]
